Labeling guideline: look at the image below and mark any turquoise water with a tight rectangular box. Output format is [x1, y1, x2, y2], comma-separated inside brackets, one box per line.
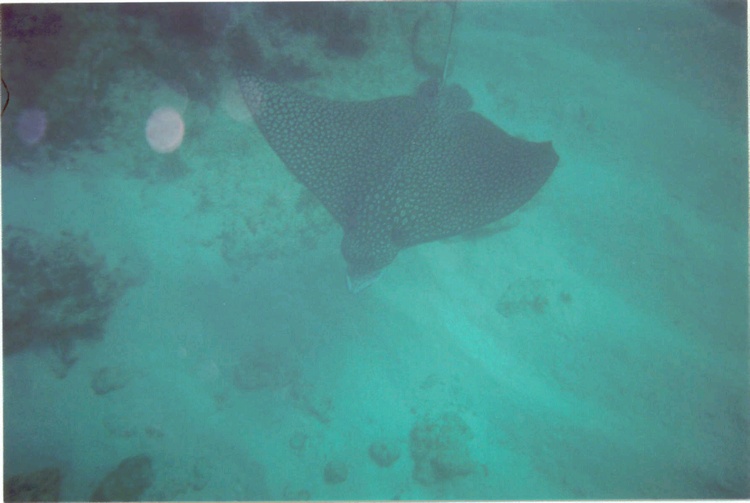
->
[2, 2, 747, 500]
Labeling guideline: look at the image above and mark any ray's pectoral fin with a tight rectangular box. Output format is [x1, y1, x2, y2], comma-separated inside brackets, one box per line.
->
[340, 208, 399, 292]
[395, 111, 559, 246]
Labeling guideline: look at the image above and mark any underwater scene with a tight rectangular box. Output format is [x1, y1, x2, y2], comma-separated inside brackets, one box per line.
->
[1, 1, 748, 500]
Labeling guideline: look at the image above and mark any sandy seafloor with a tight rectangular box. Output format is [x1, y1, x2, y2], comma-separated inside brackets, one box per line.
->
[1, 1, 748, 500]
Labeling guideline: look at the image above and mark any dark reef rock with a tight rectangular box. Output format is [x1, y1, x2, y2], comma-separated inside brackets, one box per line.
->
[232, 345, 299, 391]
[1, 4, 118, 157]
[409, 412, 475, 485]
[227, 24, 317, 83]
[90, 454, 154, 502]
[189, 457, 211, 492]
[102, 415, 137, 439]
[4, 467, 62, 502]
[91, 366, 132, 395]
[290, 381, 333, 424]
[117, 4, 225, 107]
[704, 0, 747, 28]
[369, 441, 401, 468]
[2, 226, 141, 375]
[227, 24, 265, 74]
[496, 278, 571, 317]
[323, 460, 348, 485]
[283, 487, 312, 500]
[261, 3, 369, 58]
[289, 431, 308, 452]
[2, 4, 64, 39]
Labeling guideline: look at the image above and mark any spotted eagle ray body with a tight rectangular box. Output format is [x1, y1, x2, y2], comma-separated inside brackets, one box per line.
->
[239, 76, 558, 291]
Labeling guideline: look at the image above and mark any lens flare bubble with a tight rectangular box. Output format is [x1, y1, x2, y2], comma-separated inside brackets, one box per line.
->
[17, 108, 48, 146]
[145, 107, 185, 154]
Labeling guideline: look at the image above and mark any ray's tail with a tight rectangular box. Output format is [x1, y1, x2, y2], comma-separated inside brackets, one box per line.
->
[440, 2, 459, 90]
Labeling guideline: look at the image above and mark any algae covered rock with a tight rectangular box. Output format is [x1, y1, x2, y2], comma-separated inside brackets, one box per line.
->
[91, 366, 133, 395]
[233, 345, 298, 391]
[289, 431, 307, 452]
[368, 440, 400, 468]
[495, 277, 571, 317]
[323, 460, 348, 485]
[4, 467, 62, 502]
[90, 454, 154, 501]
[2, 225, 143, 374]
[283, 487, 312, 500]
[409, 412, 475, 485]
[290, 381, 334, 423]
